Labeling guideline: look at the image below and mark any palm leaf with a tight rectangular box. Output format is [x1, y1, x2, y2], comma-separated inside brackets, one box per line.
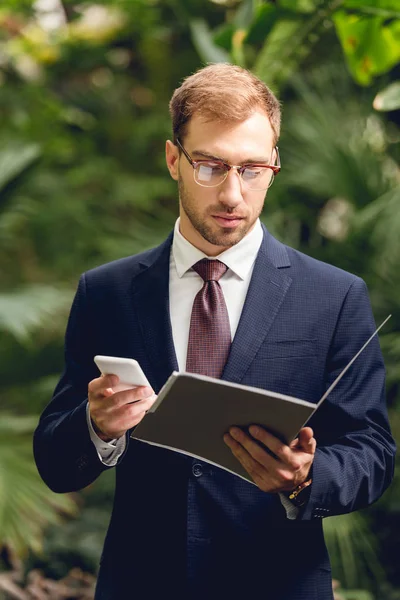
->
[253, 0, 344, 89]
[324, 512, 386, 590]
[355, 187, 400, 258]
[189, 18, 230, 64]
[276, 70, 396, 211]
[0, 286, 73, 343]
[0, 413, 77, 557]
[0, 143, 41, 194]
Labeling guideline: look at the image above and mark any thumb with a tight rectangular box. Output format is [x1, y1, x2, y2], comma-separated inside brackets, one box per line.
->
[298, 427, 316, 453]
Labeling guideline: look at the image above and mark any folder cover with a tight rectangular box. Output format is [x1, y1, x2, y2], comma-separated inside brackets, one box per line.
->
[131, 372, 316, 483]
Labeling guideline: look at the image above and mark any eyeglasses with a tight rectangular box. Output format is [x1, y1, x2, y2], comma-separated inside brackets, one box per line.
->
[176, 138, 281, 191]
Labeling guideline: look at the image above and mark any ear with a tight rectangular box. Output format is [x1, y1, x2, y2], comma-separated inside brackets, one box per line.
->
[166, 140, 179, 181]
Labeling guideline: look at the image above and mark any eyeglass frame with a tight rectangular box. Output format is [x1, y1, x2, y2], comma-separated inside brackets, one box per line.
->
[175, 138, 281, 190]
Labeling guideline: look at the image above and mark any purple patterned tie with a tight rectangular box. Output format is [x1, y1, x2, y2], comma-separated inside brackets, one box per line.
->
[186, 259, 231, 378]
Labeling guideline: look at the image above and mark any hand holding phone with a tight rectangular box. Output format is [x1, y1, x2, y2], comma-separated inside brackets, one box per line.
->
[90, 356, 154, 440]
[94, 355, 150, 392]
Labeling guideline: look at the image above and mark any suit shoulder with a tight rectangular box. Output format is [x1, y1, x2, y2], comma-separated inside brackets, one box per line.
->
[81, 235, 172, 288]
[286, 245, 364, 289]
[85, 250, 150, 280]
[263, 226, 362, 291]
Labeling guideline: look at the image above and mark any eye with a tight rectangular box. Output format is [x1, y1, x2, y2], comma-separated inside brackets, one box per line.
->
[196, 162, 227, 182]
[202, 161, 226, 171]
[242, 166, 264, 180]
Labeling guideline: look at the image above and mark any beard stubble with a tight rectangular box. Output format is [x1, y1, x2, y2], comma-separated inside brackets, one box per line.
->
[178, 177, 262, 249]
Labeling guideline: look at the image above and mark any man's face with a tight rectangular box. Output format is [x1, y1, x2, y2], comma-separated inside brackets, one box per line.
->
[165, 110, 275, 256]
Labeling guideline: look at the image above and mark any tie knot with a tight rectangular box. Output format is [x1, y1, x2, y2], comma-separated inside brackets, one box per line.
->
[192, 259, 228, 282]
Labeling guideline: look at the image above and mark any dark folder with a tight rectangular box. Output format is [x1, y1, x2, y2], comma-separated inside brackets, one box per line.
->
[131, 316, 390, 484]
[132, 372, 315, 483]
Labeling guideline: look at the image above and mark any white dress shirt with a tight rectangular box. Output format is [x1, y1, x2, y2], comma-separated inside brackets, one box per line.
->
[87, 218, 297, 517]
[169, 217, 263, 369]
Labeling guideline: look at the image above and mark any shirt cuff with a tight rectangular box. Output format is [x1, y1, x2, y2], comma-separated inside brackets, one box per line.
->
[86, 402, 126, 466]
[278, 493, 299, 520]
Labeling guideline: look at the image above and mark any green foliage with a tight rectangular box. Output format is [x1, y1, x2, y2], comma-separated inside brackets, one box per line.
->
[0, 413, 78, 557]
[333, 9, 400, 85]
[324, 512, 386, 591]
[25, 470, 116, 578]
[374, 81, 400, 111]
[0, 0, 398, 594]
[187, 0, 400, 91]
[337, 590, 374, 600]
[0, 143, 41, 192]
[0, 287, 73, 344]
[190, 18, 231, 62]
[342, 0, 400, 16]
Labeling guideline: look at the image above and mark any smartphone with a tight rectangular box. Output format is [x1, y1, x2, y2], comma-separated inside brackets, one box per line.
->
[94, 355, 150, 392]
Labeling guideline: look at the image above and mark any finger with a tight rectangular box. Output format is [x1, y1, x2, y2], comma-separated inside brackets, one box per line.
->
[88, 375, 119, 396]
[89, 385, 154, 421]
[247, 426, 293, 464]
[224, 433, 272, 489]
[116, 394, 157, 429]
[126, 394, 156, 417]
[113, 386, 155, 407]
[228, 426, 279, 465]
[290, 428, 316, 455]
[93, 393, 157, 437]
[298, 427, 314, 445]
[224, 431, 312, 493]
[224, 432, 266, 476]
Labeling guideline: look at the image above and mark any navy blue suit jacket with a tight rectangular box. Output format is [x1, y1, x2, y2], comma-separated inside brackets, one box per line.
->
[34, 226, 395, 600]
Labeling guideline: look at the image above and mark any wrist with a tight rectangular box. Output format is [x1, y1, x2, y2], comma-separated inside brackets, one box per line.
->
[91, 418, 113, 443]
[283, 478, 312, 508]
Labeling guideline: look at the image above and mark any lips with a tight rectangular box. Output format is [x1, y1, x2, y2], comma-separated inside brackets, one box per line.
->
[213, 215, 244, 228]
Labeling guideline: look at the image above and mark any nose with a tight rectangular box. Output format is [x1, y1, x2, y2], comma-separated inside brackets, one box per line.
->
[217, 167, 243, 207]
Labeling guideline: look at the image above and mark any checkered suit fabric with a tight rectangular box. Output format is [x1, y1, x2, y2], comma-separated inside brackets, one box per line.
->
[186, 259, 231, 378]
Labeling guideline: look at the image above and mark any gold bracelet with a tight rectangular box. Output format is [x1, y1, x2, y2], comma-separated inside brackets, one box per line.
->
[288, 478, 312, 501]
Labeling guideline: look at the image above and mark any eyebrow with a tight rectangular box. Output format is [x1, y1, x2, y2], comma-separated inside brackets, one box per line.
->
[191, 149, 272, 165]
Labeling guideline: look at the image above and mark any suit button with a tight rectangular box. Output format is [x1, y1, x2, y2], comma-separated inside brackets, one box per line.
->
[76, 455, 88, 470]
[192, 463, 203, 477]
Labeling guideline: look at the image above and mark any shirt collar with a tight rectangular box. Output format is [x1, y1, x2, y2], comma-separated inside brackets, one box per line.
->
[172, 218, 263, 281]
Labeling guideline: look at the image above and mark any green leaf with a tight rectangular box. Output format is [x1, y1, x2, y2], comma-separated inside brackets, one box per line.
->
[324, 512, 386, 589]
[245, 3, 278, 44]
[213, 22, 235, 51]
[356, 187, 400, 247]
[333, 11, 400, 85]
[0, 413, 38, 434]
[189, 18, 230, 64]
[339, 590, 374, 600]
[343, 0, 400, 18]
[373, 81, 400, 111]
[0, 412, 77, 557]
[233, 0, 256, 28]
[344, 0, 400, 7]
[0, 286, 73, 343]
[253, 18, 309, 88]
[253, 0, 342, 89]
[0, 143, 41, 193]
[277, 0, 323, 14]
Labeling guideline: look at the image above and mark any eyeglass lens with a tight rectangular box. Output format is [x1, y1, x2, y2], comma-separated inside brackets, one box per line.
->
[195, 163, 274, 190]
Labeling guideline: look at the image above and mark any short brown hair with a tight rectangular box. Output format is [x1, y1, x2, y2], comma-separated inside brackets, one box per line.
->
[169, 63, 281, 146]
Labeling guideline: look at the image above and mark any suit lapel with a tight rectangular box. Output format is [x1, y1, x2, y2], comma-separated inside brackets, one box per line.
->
[131, 225, 292, 389]
[131, 234, 178, 393]
[222, 226, 293, 384]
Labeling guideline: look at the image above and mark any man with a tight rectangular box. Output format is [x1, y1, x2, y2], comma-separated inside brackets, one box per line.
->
[34, 64, 395, 600]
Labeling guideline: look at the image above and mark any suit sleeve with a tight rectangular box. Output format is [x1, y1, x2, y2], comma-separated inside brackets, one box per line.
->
[300, 277, 396, 520]
[33, 274, 128, 493]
